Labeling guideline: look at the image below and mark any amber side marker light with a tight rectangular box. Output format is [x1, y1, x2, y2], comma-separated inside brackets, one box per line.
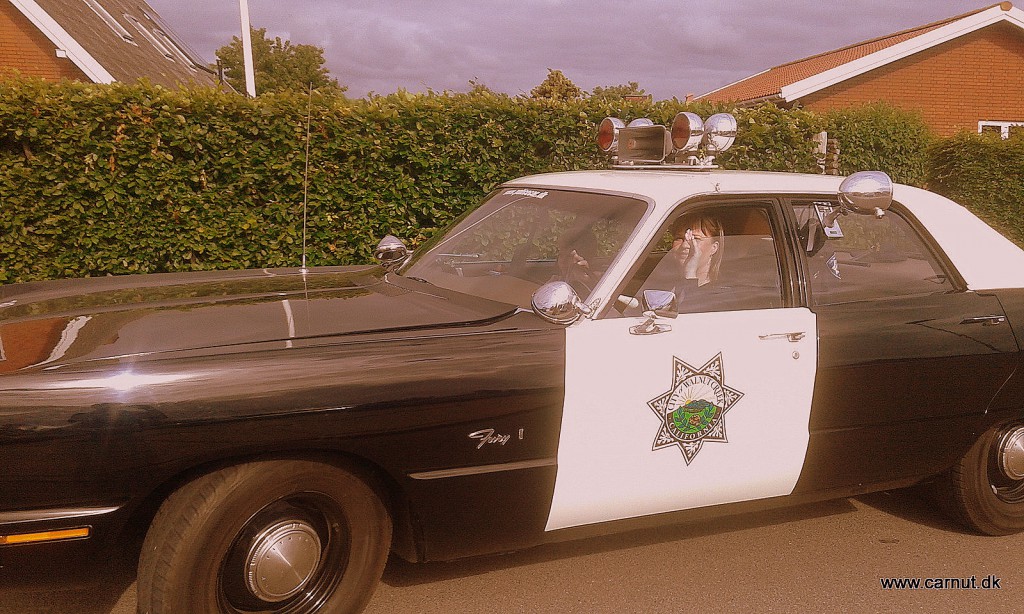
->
[0, 527, 90, 546]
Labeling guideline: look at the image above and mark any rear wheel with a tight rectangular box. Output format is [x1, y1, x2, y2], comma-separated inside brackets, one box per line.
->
[137, 459, 391, 614]
[944, 423, 1024, 535]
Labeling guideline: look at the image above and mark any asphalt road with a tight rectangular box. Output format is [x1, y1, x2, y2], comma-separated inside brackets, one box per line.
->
[3, 489, 1023, 613]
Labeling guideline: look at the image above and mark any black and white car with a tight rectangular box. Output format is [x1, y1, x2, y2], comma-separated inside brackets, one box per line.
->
[2, 113, 1024, 613]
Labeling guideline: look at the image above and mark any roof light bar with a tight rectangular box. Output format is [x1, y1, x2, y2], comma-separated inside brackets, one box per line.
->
[598, 113, 738, 167]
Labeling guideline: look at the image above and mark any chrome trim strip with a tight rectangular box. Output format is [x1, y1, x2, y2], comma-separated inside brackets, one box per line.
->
[409, 458, 556, 480]
[0, 505, 120, 526]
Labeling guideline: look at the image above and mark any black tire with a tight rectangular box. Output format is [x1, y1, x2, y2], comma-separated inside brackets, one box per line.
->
[943, 424, 1024, 536]
[137, 459, 391, 614]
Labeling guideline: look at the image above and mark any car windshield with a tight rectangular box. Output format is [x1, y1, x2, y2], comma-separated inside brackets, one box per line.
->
[404, 188, 648, 308]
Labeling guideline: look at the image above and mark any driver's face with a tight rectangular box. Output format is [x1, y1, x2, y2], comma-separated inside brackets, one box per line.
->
[673, 224, 718, 283]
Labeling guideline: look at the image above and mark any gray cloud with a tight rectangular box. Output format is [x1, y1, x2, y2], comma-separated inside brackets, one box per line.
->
[146, 0, 989, 99]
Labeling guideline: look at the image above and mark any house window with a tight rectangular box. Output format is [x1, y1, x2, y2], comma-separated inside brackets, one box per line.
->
[978, 121, 1024, 139]
[82, 0, 136, 44]
[138, 9, 203, 71]
[153, 28, 198, 71]
[124, 14, 175, 61]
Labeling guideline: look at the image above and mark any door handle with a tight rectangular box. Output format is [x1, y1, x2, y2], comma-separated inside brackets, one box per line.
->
[630, 311, 672, 335]
[960, 315, 1006, 326]
[758, 331, 806, 342]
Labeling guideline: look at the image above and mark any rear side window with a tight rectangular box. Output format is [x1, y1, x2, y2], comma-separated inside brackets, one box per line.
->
[792, 200, 952, 305]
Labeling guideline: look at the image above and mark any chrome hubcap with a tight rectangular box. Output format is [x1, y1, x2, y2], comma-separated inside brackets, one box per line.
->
[998, 426, 1024, 482]
[245, 519, 322, 602]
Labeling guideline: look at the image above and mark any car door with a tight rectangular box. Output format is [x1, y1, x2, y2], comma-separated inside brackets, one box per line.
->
[788, 199, 1020, 493]
[545, 201, 819, 531]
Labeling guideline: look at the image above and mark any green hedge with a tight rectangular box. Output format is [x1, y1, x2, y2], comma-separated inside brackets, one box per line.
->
[824, 102, 935, 186]
[927, 132, 1024, 245]
[0, 79, 930, 284]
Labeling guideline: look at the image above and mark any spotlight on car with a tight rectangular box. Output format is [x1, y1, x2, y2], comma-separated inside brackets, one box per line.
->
[670, 112, 705, 152]
[597, 117, 625, 153]
[703, 113, 738, 153]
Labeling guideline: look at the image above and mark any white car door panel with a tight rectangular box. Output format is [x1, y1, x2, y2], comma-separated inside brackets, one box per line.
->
[546, 307, 817, 531]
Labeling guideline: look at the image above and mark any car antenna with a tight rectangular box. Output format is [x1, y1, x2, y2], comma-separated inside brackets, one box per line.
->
[300, 83, 313, 275]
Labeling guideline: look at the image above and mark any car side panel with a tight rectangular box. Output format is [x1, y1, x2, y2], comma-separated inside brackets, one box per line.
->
[794, 291, 1019, 493]
[986, 288, 1024, 420]
[0, 313, 566, 562]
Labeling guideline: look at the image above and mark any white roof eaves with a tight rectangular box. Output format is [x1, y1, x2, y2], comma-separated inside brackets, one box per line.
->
[780, 5, 1024, 102]
[9, 0, 115, 84]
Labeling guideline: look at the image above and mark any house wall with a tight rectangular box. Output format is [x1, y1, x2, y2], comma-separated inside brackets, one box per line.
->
[0, 2, 88, 81]
[798, 23, 1024, 137]
[798, 22, 1024, 137]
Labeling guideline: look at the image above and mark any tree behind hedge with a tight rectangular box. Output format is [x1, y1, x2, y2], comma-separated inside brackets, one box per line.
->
[214, 27, 345, 96]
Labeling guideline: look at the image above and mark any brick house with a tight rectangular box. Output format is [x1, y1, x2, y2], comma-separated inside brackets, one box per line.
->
[700, 2, 1024, 137]
[1, 0, 217, 88]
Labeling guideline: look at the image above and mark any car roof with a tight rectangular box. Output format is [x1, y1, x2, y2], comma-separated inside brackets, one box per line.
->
[505, 169, 848, 206]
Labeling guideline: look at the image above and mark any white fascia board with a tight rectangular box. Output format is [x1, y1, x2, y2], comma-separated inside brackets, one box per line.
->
[780, 5, 1024, 102]
[8, 0, 115, 83]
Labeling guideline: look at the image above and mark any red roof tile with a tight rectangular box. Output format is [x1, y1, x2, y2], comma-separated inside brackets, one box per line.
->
[700, 3, 1006, 103]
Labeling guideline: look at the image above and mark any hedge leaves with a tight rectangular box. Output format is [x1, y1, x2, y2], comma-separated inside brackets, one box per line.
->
[0, 79, 995, 284]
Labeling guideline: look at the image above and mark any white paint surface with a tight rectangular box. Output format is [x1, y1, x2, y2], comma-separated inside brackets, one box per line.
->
[896, 185, 1024, 291]
[546, 307, 817, 531]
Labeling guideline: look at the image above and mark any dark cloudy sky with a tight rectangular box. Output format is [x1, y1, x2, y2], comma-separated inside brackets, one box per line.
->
[146, 1, 991, 99]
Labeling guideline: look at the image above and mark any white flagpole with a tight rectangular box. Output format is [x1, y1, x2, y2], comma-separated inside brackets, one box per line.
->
[239, 0, 256, 97]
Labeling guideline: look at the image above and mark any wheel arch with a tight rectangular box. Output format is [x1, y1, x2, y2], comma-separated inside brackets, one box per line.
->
[940, 414, 1024, 535]
[124, 447, 423, 563]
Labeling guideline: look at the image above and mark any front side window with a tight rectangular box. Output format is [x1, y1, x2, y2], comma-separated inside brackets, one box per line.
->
[405, 188, 648, 307]
[614, 202, 785, 315]
[792, 200, 952, 305]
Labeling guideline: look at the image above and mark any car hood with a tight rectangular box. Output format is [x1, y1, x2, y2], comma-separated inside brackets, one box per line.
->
[0, 266, 518, 374]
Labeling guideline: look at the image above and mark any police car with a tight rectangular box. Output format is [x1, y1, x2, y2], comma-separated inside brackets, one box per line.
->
[2, 113, 1024, 613]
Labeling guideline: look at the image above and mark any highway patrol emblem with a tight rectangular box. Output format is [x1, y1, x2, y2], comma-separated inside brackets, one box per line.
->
[647, 353, 744, 464]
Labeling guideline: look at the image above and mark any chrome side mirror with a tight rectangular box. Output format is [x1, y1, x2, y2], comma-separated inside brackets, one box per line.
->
[630, 290, 678, 335]
[531, 281, 590, 325]
[839, 171, 893, 217]
[641, 289, 678, 318]
[374, 235, 410, 270]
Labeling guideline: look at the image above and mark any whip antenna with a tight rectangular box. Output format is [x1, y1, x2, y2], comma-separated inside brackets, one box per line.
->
[300, 83, 313, 273]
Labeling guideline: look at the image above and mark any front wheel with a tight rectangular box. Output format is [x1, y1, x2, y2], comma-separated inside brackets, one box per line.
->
[943, 423, 1024, 535]
[137, 459, 391, 614]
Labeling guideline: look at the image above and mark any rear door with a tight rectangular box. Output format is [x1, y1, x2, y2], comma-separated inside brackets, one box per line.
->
[789, 199, 1019, 492]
